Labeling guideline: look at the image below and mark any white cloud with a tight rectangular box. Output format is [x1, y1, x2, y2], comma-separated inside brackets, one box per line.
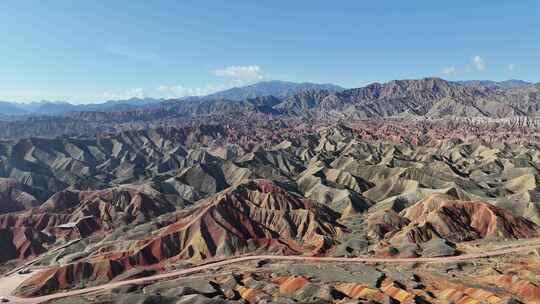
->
[507, 63, 516, 71]
[107, 44, 156, 60]
[102, 88, 146, 100]
[472, 56, 486, 71]
[1, 65, 262, 103]
[442, 67, 457, 76]
[157, 84, 226, 98]
[211, 65, 264, 82]
[157, 65, 265, 99]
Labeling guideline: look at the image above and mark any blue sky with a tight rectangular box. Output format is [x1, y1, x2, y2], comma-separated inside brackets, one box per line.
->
[0, 0, 539, 103]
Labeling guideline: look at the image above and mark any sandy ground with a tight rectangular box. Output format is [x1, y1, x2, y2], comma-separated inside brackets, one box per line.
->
[0, 270, 43, 301]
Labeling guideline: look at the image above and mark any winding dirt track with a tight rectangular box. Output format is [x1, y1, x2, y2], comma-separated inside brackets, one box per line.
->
[4, 243, 540, 304]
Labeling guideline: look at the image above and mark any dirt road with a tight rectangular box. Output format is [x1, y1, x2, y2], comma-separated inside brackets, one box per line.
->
[2, 243, 540, 304]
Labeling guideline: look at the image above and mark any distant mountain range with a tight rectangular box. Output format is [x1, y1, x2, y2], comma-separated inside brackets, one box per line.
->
[0, 98, 163, 116]
[0, 79, 537, 119]
[0, 80, 344, 116]
[200, 80, 344, 100]
[0, 101, 30, 115]
[161, 77, 540, 119]
[0, 77, 539, 139]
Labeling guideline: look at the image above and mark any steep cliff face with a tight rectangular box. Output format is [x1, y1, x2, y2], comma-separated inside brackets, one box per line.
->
[0, 227, 54, 263]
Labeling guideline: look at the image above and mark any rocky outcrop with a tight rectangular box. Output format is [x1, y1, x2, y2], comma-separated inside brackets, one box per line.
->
[0, 184, 175, 263]
[0, 227, 54, 262]
[397, 194, 538, 243]
[0, 178, 41, 214]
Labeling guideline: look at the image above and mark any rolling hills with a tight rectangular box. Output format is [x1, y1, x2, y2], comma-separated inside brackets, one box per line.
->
[0, 120, 538, 302]
[1, 79, 540, 303]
